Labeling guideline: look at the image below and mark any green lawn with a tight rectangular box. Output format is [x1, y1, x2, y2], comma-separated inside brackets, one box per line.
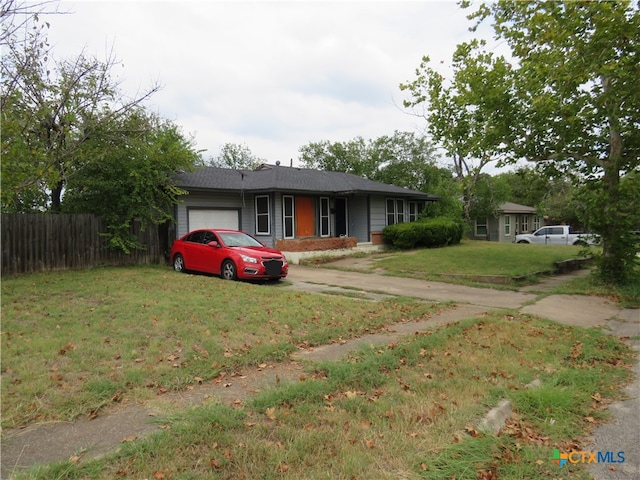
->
[376, 240, 591, 277]
[1, 266, 444, 429]
[2, 243, 637, 480]
[8, 307, 634, 480]
[338, 240, 639, 305]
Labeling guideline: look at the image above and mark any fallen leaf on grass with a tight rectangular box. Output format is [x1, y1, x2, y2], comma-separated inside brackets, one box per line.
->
[570, 341, 584, 359]
[465, 425, 481, 437]
[477, 468, 497, 480]
[121, 435, 137, 443]
[59, 344, 76, 356]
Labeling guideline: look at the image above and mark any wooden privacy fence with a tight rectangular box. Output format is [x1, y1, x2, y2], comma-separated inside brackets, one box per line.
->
[1, 214, 172, 276]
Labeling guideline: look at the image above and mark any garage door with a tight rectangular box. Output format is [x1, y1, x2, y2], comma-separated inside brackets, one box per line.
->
[188, 209, 239, 231]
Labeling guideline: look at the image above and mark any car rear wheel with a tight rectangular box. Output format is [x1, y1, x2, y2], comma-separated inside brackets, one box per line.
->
[221, 260, 237, 280]
[173, 254, 186, 273]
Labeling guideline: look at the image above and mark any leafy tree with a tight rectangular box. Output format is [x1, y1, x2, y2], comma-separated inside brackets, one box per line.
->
[404, 1, 640, 284]
[400, 39, 516, 223]
[299, 136, 371, 177]
[0, 0, 62, 46]
[368, 131, 439, 191]
[1, 10, 160, 212]
[476, 0, 640, 284]
[538, 181, 584, 228]
[207, 142, 264, 170]
[494, 167, 584, 226]
[299, 132, 461, 218]
[61, 109, 199, 252]
[2, 5, 201, 253]
[419, 170, 462, 220]
[299, 131, 443, 189]
[466, 173, 510, 224]
[494, 168, 549, 210]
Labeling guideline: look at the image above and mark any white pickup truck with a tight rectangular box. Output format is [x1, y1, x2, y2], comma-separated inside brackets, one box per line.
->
[515, 225, 598, 246]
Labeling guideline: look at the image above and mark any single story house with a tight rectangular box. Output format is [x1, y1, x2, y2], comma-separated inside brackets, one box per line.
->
[172, 163, 438, 262]
[470, 202, 545, 243]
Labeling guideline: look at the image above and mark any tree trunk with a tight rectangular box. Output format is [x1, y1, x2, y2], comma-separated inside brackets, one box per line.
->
[50, 179, 64, 212]
[598, 74, 629, 284]
[599, 107, 624, 283]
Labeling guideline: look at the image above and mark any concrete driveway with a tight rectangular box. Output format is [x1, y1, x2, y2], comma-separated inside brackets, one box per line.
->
[286, 264, 639, 480]
[287, 264, 634, 327]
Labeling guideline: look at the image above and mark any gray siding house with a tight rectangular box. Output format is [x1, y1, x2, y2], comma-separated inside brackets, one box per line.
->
[470, 202, 544, 243]
[172, 164, 437, 255]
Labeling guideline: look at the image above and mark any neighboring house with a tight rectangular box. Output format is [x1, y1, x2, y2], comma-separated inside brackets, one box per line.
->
[172, 163, 438, 261]
[470, 202, 544, 243]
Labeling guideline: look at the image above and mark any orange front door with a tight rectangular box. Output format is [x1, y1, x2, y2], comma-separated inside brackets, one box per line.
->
[295, 197, 315, 237]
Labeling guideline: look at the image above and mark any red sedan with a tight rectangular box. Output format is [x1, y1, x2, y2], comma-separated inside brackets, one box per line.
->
[170, 229, 288, 281]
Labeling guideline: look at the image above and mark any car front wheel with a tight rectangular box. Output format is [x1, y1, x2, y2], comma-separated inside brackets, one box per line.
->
[173, 254, 186, 273]
[221, 260, 237, 280]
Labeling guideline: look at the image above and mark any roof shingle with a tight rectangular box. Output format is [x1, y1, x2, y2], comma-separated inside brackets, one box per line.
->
[174, 164, 436, 199]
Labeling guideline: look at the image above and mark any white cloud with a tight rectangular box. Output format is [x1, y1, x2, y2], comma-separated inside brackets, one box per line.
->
[47, 0, 481, 163]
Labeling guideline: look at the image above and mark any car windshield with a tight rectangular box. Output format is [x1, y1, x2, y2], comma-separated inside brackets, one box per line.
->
[218, 232, 263, 248]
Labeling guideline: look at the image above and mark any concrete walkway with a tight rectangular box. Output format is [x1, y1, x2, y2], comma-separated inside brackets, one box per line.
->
[1, 265, 638, 479]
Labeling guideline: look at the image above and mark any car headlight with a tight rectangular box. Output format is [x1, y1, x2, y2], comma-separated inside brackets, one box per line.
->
[240, 254, 258, 264]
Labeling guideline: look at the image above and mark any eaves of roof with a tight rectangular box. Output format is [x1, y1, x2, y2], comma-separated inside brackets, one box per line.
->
[498, 202, 537, 214]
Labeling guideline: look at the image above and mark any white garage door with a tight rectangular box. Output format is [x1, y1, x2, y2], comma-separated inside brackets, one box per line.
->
[188, 209, 239, 231]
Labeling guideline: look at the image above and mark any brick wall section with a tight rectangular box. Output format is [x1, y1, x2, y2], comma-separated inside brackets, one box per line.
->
[275, 237, 357, 252]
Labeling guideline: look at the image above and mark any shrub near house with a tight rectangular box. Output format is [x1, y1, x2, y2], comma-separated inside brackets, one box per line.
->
[383, 217, 464, 249]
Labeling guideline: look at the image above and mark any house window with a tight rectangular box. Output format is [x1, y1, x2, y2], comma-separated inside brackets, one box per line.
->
[475, 218, 488, 236]
[504, 215, 511, 236]
[386, 198, 406, 225]
[533, 216, 541, 231]
[408, 202, 420, 222]
[319, 197, 330, 237]
[283, 195, 294, 239]
[255, 195, 270, 235]
[520, 215, 529, 233]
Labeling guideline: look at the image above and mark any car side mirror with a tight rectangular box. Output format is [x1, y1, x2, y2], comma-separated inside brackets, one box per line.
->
[207, 241, 219, 248]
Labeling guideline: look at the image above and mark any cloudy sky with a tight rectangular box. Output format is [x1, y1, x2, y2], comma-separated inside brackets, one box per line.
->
[45, 1, 488, 166]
